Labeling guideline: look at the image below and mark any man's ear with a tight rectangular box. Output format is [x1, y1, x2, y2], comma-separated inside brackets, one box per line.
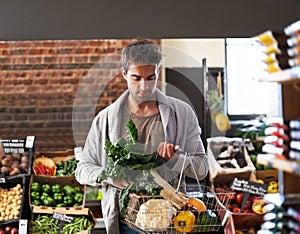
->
[120, 67, 127, 79]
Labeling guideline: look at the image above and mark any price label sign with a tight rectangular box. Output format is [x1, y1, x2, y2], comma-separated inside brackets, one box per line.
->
[53, 212, 74, 223]
[231, 178, 268, 196]
[53, 212, 74, 234]
[231, 177, 268, 211]
[0, 174, 5, 183]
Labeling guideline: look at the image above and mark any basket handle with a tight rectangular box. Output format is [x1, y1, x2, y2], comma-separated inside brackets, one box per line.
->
[175, 150, 202, 193]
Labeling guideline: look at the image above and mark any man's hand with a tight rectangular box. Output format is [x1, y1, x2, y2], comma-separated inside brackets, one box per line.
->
[157, 142, 180, 160]
[113, 177, 130, 189]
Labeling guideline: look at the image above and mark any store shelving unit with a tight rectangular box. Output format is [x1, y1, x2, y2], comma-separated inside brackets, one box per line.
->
[257, 68, 300, 199]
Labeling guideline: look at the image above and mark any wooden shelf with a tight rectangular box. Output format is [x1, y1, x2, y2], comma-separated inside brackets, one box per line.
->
[257, 154, 300, 176]
[258, 66, 300, 84]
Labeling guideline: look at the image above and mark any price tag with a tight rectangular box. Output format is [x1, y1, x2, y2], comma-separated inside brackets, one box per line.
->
[231, 177, 268, 196]
[231, 177, 268, 211]
[19, 219, 28, 234]
[25, 136, 35, 148]
[0, 174, 6, 183]
[53, 212, 74, 223]
[53, 213, 74, 234]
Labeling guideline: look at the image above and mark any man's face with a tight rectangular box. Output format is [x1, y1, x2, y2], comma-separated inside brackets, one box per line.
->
[122, 64, 159, 103]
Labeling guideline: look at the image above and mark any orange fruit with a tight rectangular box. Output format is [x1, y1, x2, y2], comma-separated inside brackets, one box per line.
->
[187, 198, 207, 213]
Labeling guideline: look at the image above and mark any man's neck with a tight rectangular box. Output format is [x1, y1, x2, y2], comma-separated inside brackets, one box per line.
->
[127, 98, 159, 117]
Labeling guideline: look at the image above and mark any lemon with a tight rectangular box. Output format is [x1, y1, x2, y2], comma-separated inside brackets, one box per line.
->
[257, 179, 264, 184]
[215, 113, 231, 132]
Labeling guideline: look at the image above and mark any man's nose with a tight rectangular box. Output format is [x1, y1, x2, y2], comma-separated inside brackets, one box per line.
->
[140, 79, 149, 90]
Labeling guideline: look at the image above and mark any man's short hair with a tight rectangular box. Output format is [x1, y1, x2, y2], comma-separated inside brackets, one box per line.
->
[121, 39, 163, 72]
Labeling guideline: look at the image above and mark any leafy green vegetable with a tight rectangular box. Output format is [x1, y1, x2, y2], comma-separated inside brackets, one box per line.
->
[96, 120, 162, 215]
[126, 119, 138, 145]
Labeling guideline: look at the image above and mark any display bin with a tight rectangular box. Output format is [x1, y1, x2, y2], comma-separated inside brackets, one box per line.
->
[33, 149, 76, 176]
[255, 169, 278, 184]
[0, 176, 30, 223]
[0, 220, 19, 233]
[29, 174, 86, 208]
[0, 136, 35, 178]
[29, 206, 96, 234]
[123, 184, 233, 233]
[207, 137, 256, 181]
[210, 171, 263, 232]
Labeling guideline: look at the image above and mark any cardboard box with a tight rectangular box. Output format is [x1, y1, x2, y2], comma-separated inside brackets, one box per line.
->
[30, 206, 96, 234]
[29, 174, 86, 207]
[207, 137, 256, 181]
[255, 169, 278, 184]
[33, 149, 77, 176]
[34, 149, 75, 164]
[231, 212, 263, 232]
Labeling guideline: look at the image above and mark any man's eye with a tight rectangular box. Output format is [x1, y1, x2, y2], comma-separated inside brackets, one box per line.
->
[130, 76, 140, 81]
[148, 75, 156, 80]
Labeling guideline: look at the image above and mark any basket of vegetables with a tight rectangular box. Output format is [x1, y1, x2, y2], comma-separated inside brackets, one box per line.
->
[96, 120, 233, 233]
[124, 184, 233, 233]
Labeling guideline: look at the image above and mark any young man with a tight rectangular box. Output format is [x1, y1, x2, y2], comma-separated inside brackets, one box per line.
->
[75, 39, 208, 233]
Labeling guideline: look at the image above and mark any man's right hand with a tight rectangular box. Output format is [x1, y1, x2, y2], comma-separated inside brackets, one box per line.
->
[113, 177, 130, 189]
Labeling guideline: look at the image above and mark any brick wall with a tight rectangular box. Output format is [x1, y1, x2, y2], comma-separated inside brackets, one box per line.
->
[0, 39, 141, 151]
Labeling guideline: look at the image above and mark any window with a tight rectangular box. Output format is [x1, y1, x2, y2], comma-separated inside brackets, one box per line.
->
[225, 38, 280, 117]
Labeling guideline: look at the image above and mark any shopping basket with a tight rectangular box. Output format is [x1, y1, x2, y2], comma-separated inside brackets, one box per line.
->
[123, 151, 234, 233]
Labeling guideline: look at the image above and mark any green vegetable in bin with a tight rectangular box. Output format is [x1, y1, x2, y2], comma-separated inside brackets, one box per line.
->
[56, 203, 67, 207]
[31, 182, 41, 192]
[63, 195, 74, 206]
[40, 192, 50, 201]
[43, 196, 56, 206]
[32, 200, 42, 206]
[63, 185, 75, 196]
[52, 184, 62, 193]
[31, 191, 40, 201]
[74, 192, 83, 204]
[74, 186, 82, 193]
[42, 184, 52, 194]
[53, 192, 63, 203]
[55, 157, 78, 176]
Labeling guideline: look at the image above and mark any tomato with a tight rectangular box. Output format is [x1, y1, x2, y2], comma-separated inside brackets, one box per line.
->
[243, 200, 252, 211]
[0, 228, 4, 234]
[236, 193, 244, 204]
[4, 227, 11, 234]
[233, 207, 241, 213]
[10, 228, 18, 234]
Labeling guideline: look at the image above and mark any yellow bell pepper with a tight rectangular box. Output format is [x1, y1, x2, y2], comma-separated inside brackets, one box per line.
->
[173, 211, 196, 233]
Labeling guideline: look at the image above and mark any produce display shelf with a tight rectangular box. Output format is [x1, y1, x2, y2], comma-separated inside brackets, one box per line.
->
[257, 154, 300, 175]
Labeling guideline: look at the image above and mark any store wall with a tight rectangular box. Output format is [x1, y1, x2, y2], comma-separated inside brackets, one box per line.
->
[0, 39, 132, 151]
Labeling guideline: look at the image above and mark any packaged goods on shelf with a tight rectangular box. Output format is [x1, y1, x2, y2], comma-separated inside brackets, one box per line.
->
[284, 19, 300, 36]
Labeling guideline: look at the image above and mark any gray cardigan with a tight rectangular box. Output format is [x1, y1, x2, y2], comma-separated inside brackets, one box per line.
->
[75, 88, 208, 234]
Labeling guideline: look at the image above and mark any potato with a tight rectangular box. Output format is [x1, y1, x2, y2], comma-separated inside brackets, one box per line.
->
[0, 167, 10, 176]
[21, 155, 29, 164]
[19, 162, 28, 173]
